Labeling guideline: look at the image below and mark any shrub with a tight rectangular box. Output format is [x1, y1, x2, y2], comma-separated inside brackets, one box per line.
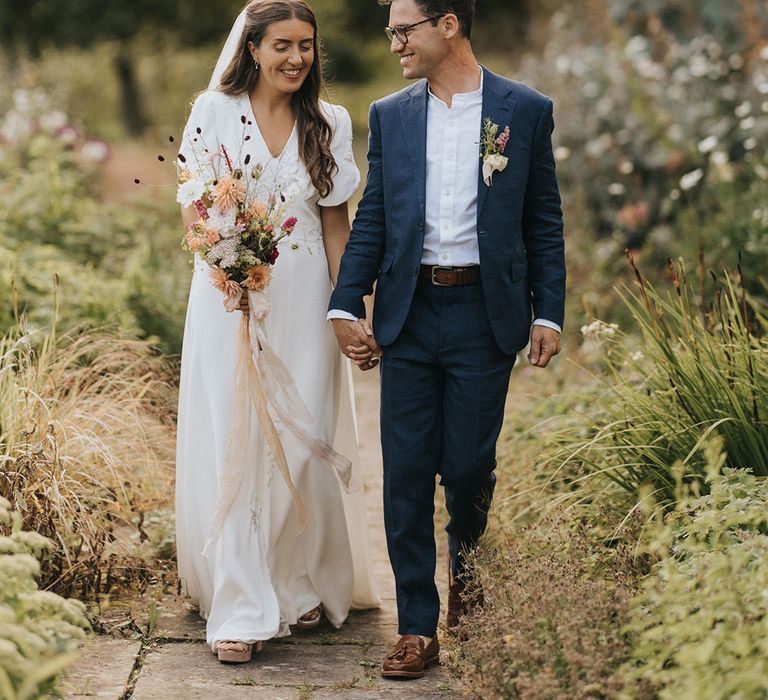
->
[0, 496, 90, 700]
[621, 457, 768, 699]
[446, 516, 646, 700]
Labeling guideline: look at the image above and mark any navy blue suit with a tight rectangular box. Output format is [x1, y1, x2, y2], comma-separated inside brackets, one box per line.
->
[330, 67, 565, 635]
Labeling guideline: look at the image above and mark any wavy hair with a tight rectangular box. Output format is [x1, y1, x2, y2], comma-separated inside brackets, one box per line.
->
[218, 0, 336, 198]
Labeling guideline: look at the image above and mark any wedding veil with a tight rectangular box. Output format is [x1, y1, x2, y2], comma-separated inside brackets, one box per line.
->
[208, 8, 248, 90]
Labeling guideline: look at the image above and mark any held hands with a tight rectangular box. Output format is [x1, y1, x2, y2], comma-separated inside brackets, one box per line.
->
[331, 319, 382, 372]
[528, 326, 561, 368]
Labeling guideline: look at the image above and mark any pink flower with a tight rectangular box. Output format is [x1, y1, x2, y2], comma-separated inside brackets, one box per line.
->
[281, 216, 298, 234]
[495, 126, 510, 153]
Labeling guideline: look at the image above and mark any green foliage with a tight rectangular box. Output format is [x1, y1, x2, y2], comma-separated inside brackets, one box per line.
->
[0, 89, 189, 353]
[548, 259, 768, 517]
[0, 497, 90, 700]
[621, 460, 768, 699]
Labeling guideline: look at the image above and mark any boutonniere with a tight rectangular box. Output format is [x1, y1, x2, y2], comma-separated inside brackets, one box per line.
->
[480, 118, 510, 186]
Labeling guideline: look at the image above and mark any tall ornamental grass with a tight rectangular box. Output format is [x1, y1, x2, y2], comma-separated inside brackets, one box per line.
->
[0, 496, 90, 700]
[0, 322, 176, 598]
[548, 256, 767, 516]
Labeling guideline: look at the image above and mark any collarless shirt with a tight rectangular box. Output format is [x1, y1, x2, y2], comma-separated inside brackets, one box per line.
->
[421, 72, 483, 266]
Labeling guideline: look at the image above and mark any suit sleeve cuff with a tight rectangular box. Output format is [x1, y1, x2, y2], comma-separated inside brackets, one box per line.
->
[533, 319, 562, 333]
[327, 309, 359, 322]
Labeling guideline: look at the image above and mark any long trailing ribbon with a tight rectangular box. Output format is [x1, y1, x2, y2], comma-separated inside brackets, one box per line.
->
[202, 289, 354, 558]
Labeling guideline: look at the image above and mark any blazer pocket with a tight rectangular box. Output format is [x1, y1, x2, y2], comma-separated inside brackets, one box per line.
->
[510, 260, 528, 282]
[379, 253, 396, 275]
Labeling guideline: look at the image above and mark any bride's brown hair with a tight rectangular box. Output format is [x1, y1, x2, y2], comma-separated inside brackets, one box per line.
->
[219, 0, 337, 198]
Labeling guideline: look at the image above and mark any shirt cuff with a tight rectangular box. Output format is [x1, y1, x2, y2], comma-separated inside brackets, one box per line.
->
[533, 319, 562, 334]
[327, 309, 359, 322]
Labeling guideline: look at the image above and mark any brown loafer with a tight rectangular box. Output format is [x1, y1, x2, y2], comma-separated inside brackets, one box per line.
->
[381, 634, 440, 679]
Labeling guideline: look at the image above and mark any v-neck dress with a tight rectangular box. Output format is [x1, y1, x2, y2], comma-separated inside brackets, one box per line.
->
[175, 89, 379, 646]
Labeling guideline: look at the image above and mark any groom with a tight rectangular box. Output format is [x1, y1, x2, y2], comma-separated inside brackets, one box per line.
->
[329, 0, 565, 679]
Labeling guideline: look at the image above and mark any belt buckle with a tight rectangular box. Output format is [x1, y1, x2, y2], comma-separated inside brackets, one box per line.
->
[431, 265, 454, 287]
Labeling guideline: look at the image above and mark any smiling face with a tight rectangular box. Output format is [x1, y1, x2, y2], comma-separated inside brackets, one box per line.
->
[249, 17, 316, 95]
[387, 0, 447, 81]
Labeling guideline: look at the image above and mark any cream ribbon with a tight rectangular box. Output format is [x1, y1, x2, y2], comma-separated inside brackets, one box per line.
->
[201, 288, 354, 558]
[482, 153, 509, 186]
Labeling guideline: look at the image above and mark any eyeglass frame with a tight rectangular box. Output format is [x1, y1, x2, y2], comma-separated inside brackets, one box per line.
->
[384, 14, 445, 45]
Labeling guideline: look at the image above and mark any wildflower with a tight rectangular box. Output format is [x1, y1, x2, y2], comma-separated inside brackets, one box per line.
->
[608, 183, 626, 196]
[281, 217, 298, 234]
[581, 320, 619, 340]
[679, 169, 703, 191]
[242, 264, 272, 291]
[697, 135, 718, 154]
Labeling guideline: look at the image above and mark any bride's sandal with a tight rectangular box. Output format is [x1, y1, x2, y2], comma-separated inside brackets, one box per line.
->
[214, 640, 263, 664]
[295, 605, 323, 631]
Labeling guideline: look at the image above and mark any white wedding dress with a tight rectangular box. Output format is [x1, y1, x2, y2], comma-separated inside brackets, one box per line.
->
[175, 89, 379, 648]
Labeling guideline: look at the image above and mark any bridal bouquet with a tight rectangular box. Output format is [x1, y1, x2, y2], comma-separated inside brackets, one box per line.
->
[177, 144, 297, 312]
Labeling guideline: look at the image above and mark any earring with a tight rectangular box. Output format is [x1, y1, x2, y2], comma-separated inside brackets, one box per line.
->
[254, 59, 260, 70]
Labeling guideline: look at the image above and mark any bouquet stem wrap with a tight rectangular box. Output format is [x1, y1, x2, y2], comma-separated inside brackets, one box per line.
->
[202, 289, 353, 558]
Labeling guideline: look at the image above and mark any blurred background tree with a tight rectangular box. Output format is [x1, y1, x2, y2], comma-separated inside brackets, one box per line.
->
[0, 0, 242, 135]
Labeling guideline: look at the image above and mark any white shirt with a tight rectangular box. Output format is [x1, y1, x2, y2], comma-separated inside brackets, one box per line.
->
[328, 70, 561, 334]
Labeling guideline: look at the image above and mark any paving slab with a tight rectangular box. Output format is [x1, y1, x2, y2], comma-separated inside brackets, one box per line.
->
[62, 638, 141, 698]
[131, 642, 376, 695]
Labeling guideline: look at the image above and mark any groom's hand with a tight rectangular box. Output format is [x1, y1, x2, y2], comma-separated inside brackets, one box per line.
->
[332, 319, 381, 371]
[528, 326, 561, 368]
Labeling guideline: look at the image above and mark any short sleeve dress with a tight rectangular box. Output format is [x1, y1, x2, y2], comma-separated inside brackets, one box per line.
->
[175, 89, 379, 647]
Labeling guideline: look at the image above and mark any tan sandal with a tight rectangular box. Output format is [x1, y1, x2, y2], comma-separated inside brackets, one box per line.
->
[295, 605, 322, 631]
[214, 640, 263, 664]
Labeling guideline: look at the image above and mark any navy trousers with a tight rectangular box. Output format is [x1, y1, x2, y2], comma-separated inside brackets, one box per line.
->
[379, 277, 516, 636]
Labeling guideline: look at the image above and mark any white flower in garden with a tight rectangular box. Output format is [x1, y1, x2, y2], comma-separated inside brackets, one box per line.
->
[728, 54, 744, 70]
[176, 178, 205, 207]
[608, 183, 626, 196]
[744, 137, 757, 151]
[759, 83, 768, 95]
[740, 117, 756, 130]
[735, 101, 751, 118]
[630, 351, 644, 362]
[763, 101, 768, 113]
[619, 161, 634, 174]
[761, 46, 768, 61]
[206, 206, 239, 238]
[554, 146, 571, 161]
[39, 110, 67, 132]
[755, 164, 768, 180]
[80, 140, 110, 164]
[669, 189, 681, 201]
[697, 136, 718, 153]
[581, 321, 619, 341]
[711, 151, 729, 166]
[680, 169, 703, 191]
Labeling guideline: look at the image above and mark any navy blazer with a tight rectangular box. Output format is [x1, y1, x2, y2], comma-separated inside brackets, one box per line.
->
[329, 66, 566, 355]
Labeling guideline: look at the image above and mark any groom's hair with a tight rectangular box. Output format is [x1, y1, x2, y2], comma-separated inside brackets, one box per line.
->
[378, 0, 477, 39]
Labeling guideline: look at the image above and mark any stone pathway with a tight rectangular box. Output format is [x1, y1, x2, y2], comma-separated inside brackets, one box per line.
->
[63, 370, 465, 699]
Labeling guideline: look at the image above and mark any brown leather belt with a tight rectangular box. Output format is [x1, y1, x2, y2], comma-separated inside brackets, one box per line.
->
[418, 265, 480, 286]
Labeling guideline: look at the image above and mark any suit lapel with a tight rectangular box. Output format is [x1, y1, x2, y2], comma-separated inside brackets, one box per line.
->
[477, 67, 517, 218]
[399, 81, 428, 221]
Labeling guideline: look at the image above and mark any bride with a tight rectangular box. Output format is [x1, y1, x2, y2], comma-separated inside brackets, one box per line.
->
[175, 0, 379, 663]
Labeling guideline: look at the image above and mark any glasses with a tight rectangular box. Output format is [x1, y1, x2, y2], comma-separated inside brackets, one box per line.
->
[384, 15, 444, 45]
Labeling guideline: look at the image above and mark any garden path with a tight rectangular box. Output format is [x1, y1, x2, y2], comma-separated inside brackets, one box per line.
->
[63, 368, 464, 699]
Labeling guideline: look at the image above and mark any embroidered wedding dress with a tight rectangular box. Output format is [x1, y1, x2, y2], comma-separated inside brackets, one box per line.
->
[175, 88, 379, 648]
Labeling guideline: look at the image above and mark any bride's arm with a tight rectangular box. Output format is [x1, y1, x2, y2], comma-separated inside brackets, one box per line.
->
[181, 204, 198, 230]
[320, 203, 351, 288]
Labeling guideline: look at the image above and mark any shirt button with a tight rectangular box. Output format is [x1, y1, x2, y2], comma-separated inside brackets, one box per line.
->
[441, 254, 448, 261]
